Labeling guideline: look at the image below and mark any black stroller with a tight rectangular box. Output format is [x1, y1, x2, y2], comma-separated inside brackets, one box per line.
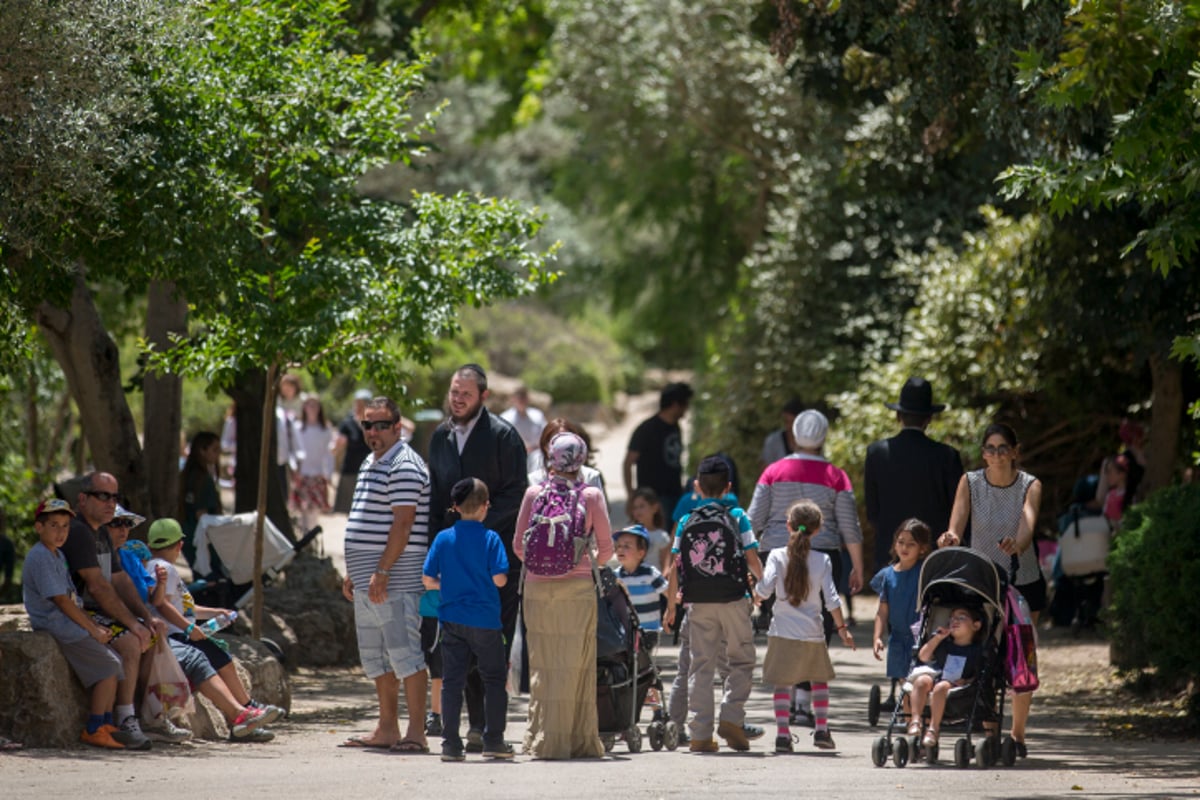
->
[594, 565, 671, 753]
[871, 547, 1014, 769]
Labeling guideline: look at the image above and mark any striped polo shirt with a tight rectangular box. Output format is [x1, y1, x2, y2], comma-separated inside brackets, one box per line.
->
[747, 453, 862, 552]
[616, 563, 667, 632]
[344, 439, 431, 593]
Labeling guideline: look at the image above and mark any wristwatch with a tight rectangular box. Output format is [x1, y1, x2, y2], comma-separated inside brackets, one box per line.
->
[374, 568, 390, 577]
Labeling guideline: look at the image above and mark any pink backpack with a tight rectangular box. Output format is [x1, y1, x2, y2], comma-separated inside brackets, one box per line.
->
[521, 480, 589, 577]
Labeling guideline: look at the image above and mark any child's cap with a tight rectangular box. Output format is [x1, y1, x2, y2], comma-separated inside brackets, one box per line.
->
[450, 477, 477, 507]
[547, 432, 587, 473]
[112, 504, 146, 528]
[697, 455, 730, 477]
[123, 540, 153, 563]
[147, 518, 184, 549]
[34, 498, 75, 520]
[615, 524, 650, 545]
[792, 409, 829, 449]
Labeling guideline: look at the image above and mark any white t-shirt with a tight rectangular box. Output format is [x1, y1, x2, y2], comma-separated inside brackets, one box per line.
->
[754, 548, 841, 642]
[149, 557, 194, 636]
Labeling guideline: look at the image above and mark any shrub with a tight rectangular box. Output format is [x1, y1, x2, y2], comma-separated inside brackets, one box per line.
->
[1107, 483, 1200, 686]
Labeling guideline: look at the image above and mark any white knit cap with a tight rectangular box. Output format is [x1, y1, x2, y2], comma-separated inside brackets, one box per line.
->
[792, 409, 829, 449]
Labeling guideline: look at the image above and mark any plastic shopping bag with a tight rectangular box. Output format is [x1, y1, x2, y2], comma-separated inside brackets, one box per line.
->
[141, 636, 195, 725]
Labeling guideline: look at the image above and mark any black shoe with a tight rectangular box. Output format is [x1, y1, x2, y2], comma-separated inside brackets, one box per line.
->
[465, 728, 484, 753]
[425, 712, 443, 737]
[441, 744, 465, 762]
[482, 741, 515, 760]
[789, 708, 815, 728]
[774, 735, 794, 753]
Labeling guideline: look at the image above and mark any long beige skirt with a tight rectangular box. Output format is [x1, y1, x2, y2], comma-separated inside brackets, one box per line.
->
[761, 637, 836, 685]
[522, 578, 604, 759]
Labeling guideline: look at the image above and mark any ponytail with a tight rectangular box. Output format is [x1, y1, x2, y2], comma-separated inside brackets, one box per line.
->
[783, 501, 822, 606]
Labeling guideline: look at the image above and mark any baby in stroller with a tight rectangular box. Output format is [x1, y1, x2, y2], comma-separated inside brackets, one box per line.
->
[906, 605, 984, 748]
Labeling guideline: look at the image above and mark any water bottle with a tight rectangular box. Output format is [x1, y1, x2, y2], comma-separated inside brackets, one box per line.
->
[201, 611, 237, 634]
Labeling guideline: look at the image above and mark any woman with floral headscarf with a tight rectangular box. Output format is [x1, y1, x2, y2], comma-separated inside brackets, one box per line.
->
[513, 431, 614, 759]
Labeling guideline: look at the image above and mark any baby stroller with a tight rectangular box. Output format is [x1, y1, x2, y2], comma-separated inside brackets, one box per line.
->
[191, 512, 322, 608]
[870, 547, 1011, 769]
[594, 565, 673, 752]
[1054, 506, 1112, 632]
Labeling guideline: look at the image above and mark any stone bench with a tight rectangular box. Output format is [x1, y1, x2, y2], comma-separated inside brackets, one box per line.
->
[0, 611, 289, 748]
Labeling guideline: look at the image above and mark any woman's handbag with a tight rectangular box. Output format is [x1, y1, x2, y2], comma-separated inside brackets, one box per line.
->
[141, 636, 195, 725]
[1005, 586, 1039, 694]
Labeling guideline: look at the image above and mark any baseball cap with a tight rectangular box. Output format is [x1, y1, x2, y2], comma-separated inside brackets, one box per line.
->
[615, 524, 650, 544]
[34, 498, 75, 520]
[147, 518, 184, 549]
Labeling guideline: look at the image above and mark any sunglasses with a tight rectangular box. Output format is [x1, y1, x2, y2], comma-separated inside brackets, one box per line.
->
[85, 490, 119, 502]
[981, 444, 1012, 456]
[109, 519, 136, 528]
[949, 613, 973, 623]
[361, 419, 397, 432]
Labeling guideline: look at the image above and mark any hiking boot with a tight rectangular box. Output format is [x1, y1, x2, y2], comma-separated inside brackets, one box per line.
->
[441, 743, 466, 762]
[465, 728, 484, 753]
[230, 706, 267, 739]
[425, 712, 443, 737]
[716, 720, 750, 751]
[688, 739, 719, 753]
[482, 741, 515, 760]
[774, 734, 794, 754]
[812, 729, 836, 750]
[113, 716, 151, 751]
[229, 727, 275, 743]
[144, 717, 191, 743]
[81, 725, 125, 750]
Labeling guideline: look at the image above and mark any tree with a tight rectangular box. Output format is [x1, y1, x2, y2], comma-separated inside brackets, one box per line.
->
[139, 0, 555, 634]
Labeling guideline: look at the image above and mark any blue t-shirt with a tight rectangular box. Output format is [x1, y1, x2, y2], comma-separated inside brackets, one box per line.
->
[22, 542, 89, 644]
[870, 561, 922, 679]
[617, 563, 667, 633]
[422, 520, 509, 630]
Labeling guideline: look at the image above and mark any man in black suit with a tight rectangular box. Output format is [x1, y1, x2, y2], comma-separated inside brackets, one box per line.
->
[426, 364, 528, 747]
[863, 377, 963, 573]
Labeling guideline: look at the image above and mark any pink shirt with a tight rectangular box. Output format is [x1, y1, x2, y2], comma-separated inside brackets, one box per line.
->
[513, 480, 613, 581]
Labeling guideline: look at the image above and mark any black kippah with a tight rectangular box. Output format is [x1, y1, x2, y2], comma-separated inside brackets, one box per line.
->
[450, 478, 476, 507]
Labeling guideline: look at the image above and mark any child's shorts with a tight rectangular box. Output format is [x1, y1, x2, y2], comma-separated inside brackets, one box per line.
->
[58, 636, 124, 688]
[167, 636, 220, 687]
[420, 616, 443, 680]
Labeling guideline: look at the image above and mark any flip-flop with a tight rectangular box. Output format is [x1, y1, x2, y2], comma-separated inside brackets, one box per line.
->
[390, 738, 430, 754]
[339, 736, 394, 749]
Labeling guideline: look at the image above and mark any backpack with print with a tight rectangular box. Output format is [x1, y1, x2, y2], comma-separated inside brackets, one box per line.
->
[521, 479, 590, 577]
[677, 502, 748, 603]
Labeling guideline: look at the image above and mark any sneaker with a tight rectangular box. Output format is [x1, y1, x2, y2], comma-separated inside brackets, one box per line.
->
[229, 727, 275, 743]
[81, 725, 125, 750]
[482, 741, 515, 760]
[812, 729, 836, 750]
[441, 744, 466, 762]
[742, 723, 765, 740]
[688, 739, 719, 753]
[774, 734, 794, 754]
[789, 707, 815, 728]
[230, 706, 268, 739]
[465, 728, 484, 753]
[716, 720, 750, 751]
[425, 712, 443, 737]
[113, 716, 152, 751]
[249, 700, 285, 725]
[144, 717, 191, 743]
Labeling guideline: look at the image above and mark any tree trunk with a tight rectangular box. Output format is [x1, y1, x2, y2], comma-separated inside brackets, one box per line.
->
[143, 279, 187, 523]
[35, 267, 149, 513]
[1144, 351, 1183, 495]
[227, 371, 294, 538]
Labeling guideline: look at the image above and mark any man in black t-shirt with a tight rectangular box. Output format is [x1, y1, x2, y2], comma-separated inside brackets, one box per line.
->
[333, 390, 374, 513]
[623, 382, 693, 517]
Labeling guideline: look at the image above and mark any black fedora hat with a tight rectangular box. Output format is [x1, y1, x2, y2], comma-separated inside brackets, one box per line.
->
[885, 377, 946, 415]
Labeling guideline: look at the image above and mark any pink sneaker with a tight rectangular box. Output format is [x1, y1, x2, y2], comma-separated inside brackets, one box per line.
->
[231, 706, 267, 739]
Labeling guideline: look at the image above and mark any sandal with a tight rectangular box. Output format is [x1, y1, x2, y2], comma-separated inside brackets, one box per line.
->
[906, 721, 921, 736]
[390, 738, 430, 754]
[922, 729, 939, 747]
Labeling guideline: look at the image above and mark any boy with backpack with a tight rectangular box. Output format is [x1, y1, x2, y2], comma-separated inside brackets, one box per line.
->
[665, 456, 763, 752]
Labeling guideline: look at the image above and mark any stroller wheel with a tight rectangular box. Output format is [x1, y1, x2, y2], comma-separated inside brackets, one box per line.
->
[1000, 736, 1018, 767]
[892, 736, 909, 768]
[871, 736, 889, 767]
[910, 735, 923, 762]
[976, 735, 998, 768]
[925, 740, 939, 765]
[626, 725, 642, 754]
[868, 685, 881, 727]
[954, 738, 971, 768]
[647, 721, 664, 751]
[664, 720, 680, 751]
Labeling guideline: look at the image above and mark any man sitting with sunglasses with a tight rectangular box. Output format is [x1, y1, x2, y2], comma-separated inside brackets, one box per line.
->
[60, 471, 167, 751]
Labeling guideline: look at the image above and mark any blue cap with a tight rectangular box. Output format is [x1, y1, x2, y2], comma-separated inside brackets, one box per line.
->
[615, 524, 650, 544]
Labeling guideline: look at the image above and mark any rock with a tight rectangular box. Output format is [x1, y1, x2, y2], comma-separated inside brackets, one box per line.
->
[261, 553, 359, 668]
[0, 632, 89, 747]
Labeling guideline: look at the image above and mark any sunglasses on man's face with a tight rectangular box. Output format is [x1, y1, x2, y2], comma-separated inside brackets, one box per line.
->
[361, 419, 397, 432]
[109, 519, 135, 528]
[86, 490, 119, 502]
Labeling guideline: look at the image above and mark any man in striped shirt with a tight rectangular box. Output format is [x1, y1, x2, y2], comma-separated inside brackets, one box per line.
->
[340, 396, 433, 753]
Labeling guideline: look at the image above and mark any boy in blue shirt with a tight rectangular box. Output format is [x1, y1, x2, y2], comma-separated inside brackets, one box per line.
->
[23, 499, 126, 749]
[614, 525, 668, 718]
[423, 478, 512, 762]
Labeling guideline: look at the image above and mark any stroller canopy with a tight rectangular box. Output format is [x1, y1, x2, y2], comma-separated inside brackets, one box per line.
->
[917, 547, 1004, 618]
